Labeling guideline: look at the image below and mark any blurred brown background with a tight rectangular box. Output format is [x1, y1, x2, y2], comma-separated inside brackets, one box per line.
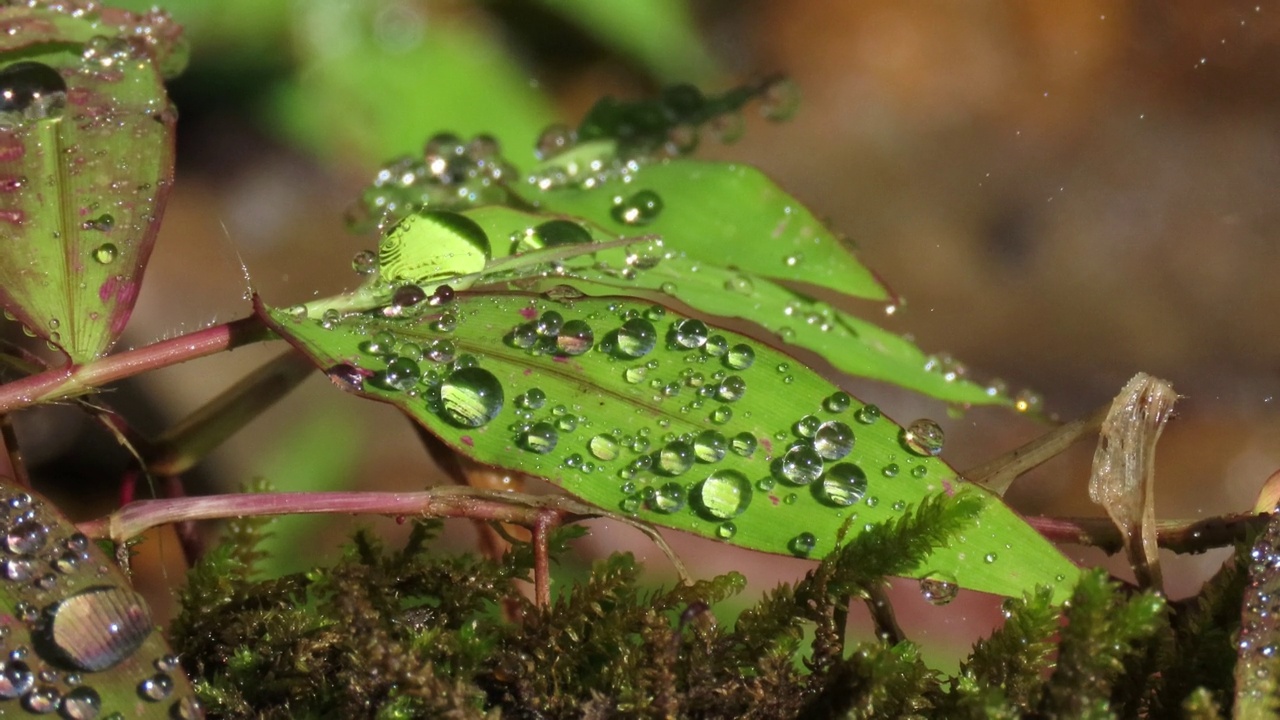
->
[12, 0, 1280, 660]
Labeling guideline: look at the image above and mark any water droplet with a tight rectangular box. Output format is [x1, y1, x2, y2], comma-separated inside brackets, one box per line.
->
[90, 243, 117, 265]
[724, 344, 755, 370]
[761, 77, 801, 121]
[0, 62, 66, 119]
[351, 249, 377, 275]
[854, 404, 881, 425]
[58, 686, 101, 719]
[439, 367, 504, 428]
[776, 446, 823, 485]
[535, 123, 574, 160]
[919, 572, 959, 606]
[429, 285, 456, 306]
[669, 319, 708, 349]
[360, 331, 396, 357]
[555, 414, 578, 432]
[694, 470, 752, 520]
[724, 274, 753, 294]
[789, 532, 817, 557]
[517, 388, 546, 410]
[824, 392, 852, 413]
[783, 253, 804, 268]
[911, 465, 928, 478]
[5, 521, 47, 555]
[170, 697, 204, 720]
[795, 415, 821, 438]
[709, 406, 733, 425]
[648, 482, 686, 514]
[535, 311, 563, 336]
[391, 284, 427, 311]
[431, 311, 458, 333]
[43, 587, 153, 672]
[716, 376, 746, 403]
[512, 219, 594, 254]
[21, 685, 59, 713]
[1, 557, 32, 581]
[817, 464, 867, 507]
[984, 552, 998, 564]
[619, 495, 641, 514]
[613, 318, 658, 358]
[702, 335, 728, 357]
[716, 521, 737, 539]
[611, 190, 663, 226]
[813, 421, 855, 460]
[902, 419, 945, 456]
[0, 659, 33, 698]
[556, 320, 594, 356]
[519, 423, 558, 454]
[623, 366, 647, 384]
[138, 673, 173, 702]
[379, 210, 491, 283]
[588, 434, 620, 461]
[657, 441, 695, 476]
[692, 430, 727, 463]
[376, 357, 420, 391]
[730, 432, 757, 457]
[882, 463, 899, 478]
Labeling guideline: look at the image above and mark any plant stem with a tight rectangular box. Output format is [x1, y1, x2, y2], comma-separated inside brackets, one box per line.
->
[0, 315, 273, 415]
[1027, 512, 1266, 555]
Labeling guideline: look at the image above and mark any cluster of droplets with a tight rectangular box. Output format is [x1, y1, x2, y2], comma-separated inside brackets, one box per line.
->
[0, 488, 202, 718]
[529, 77, 801, 191]
[920, 353, 1044, 412]
[345, 132, 514, 234]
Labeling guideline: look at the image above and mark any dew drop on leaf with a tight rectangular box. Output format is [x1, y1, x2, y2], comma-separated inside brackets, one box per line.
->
[377, 357, 421, 391]
[776, 446, 823, 485]
[5, 520, 47, 555]
[692, 430, 727, 463]
[59, 685, 101, 718]
[919, 572, 959, 606]
[702, 335, 728, 357]
[138, 673, 174, 702]
[512, 219, 593, 254]
[611, 190, 663, 226]
[730, 432, 757, 457]
[0, 61, 66, 119]
[794, 415, 820, 438]
[439, 367, 504, 428]
[669, 319, 708, 349]
[43, 586, 154, 672]
[788, 532, 817, 557]
[882, 463, 899, 478]
[813, 421, 855, 461]
[716, 521, 737, 539]
[816, 463, 867, 507]
[824, 392, 852, 413]
[588, 434, 620, 461]
[902, 419, 945, 456]
[854, 404, 882, 425]
[614, 318, 658, 358]
[648, 482, 686, 514]
[517, 388, 546, 410]
[0, 659, 33, 698]
[555, 320, 594, 356]
[351, 249, 377, 275]
[694, 470, 752, 520]
[657, 440, 695, 476]
[91, 243, 117, 265]
[724, 343, 755, 370]
[21, 685, 60, 712]
[535, 311, 563, 336]
[715, 376, 746, 402]
[519, 423, 558, 454]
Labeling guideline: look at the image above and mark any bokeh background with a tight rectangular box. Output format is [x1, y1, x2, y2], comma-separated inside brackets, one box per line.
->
[13, 0, 1280, 667]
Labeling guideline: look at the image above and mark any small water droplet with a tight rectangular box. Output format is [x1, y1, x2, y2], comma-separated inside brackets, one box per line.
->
[788, 532, 817, 557]
[724, 344, 755, 370]
[90, 243, 117, 265]
[716, 376, 746, 403]
[669, 319, 708, 349]
[813, 421, 855, 461]
[911, 465, 928, 478]
[709, 406, 733, 425]
[648, 482, 686, 514]
[919, 572, 959, 606]
[776, 446, 823, 485]
[611, 190, 663, 226]
[376, 356, 421, 391]
[902, 419, 945, 456]
[58, 686, 101, 719]
[702, 335, 728, 357]
[984, 552, 998, 564]
[512, 219, 593, 254]
[882, 463, 899, 478]
[730, 432, 757, 457]
[43, 586, 153, 672]
[137, 673, 173, 702]
[588, 434, 620, 461]
[817, 464, 867, 507]
[0, 659, 33, 698]
[794, 415, 821, 438]
[693, 470, 752, 520]
[657, 441, 695, 476]
[854, 404, 881, 425]
[517, 388, 546, 410]
[519, 423, 558, 454]
[716, 521, 737, 539]
[824, 392, 852, 413]
[439, 367, 504, 428]
[692, 430, 727, 463]
[351, 249, 377, 275]
[535, 123, 574, 160]
[724, 274, 753, 294]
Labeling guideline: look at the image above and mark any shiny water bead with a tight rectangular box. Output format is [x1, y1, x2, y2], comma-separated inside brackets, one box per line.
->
[423, 132, 467, 182]
[724, 344, 755, 370]
[612, 190, 664, 226]
[517, 388, 546, 410]
[92, 243, 117, 265]
[378, 210, 491, 284]
[0, 61, 66, 118]
[619, 495, 642, 514]
[378, 357, 420, 391]
[360, 331, 396, 357]
[431, 311, 458, 333]
[730, 432, 757, 457]
[716, 376, 747, 403]
[351, 249, 378, 276]
[0, 659, 33, 698]
[693, 470, 752, 520]
[919, 573, 959, 606]
[391, 284, 427, 311]
[789, 532, 817, 558]
[428, 285, 456, 306]
[588, 434, 620, 461]
[777, 446, 823, 485]
[519, 423, 558, 454]
[555, 414, 578, 433]
[794, 415, 821, 438]
[439, 367, 504, 428]
[911, 465, 929, 479]
[58, 686, 100, 719]
[813, 421, 855, 461]
[692, 430, 727, 463]
[648, 483, 686, 514]
[20, 685, 60, 713]
[902, 419, 945, 456]
[657, 441, 695, 476]
[1, 557, 32, 581]
[511, 219, 594, 255]
[507, 322, 538, 349]
[624, 366, 647, 384]
[716, 522, 737, 539]
[170, 697, 204, 720]
[882, 463, 899, 478]
[138, 673, 174, 701]
[854, 404, 881, 425]
[556, 320, 594, 356]
[44, 587, 154, 672]
[535, 311, 563, 337]
[702, 335, 728, 357]
[5, 521, 47, 555]
[614, 318, 658, 358]
[824, 392, 852, 413]
[709, 406, 732, 425]
[669, 319, 709, 349]
[817, 464, 868, 507]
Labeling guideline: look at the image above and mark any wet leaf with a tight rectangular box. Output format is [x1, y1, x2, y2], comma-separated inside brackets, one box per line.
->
[262, 292, 1079, 600]
[0, 5, 183, 363]
[0, 477, 202, 718]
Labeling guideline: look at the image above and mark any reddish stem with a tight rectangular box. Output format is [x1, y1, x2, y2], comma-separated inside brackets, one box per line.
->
[1027, 512, 1265, 554]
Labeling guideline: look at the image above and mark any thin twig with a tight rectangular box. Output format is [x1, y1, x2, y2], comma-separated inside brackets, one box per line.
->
[1027, 512, 1265, 555]
[963, 405, 1109, 495]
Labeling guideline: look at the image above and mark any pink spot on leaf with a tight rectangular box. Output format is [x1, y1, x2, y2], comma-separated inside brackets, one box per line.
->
[461, 436, 474, 447]
[519, 307, 537, 320]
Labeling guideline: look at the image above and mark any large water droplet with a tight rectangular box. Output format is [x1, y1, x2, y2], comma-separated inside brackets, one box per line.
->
[692, 430, 727, 463]
[824, 392, 851, 413]
[776, 446, 823, 485]
[0, 659, 33, 698]
[556, 320, 594, 356]
[21, 685, 60, 713]
[730, 432, 757, 457]
[0, 62, 66, 120]
[137, 673, 173, 702]
[377, 357, 421, 391]
[813, 421, 855, 460]
[694, 470, 752, 520]
[613, 318, 657, 358]
[59, 686, 101, 719]
[91, 243, 117, 265]
[657, 441, 695, 476]
[716, 376, 746, 403]
[519, 423, 558, 454]
[43, 586, 153, 672]
[5, 520, 47, 555]
[919, 572, 959, 606]
[648, 482, 686, 514]
[669, 319, 708, 349]
[588, 434, 620, 461]
[611, 190, 663, 226]
[379, 210, 491, 283]
[517, 388, 546, 410]
[511, 219, 593, 254]
[902, 419, 945, 456]
[724, 344, 755, 370]
[816, 464, 867, 507]
[439, 367, 504, 428]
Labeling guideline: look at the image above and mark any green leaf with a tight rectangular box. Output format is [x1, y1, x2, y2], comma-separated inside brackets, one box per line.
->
[261, 292, 1078, 600]
[0, 6, 182, 363]
[0, 477, 200, 717]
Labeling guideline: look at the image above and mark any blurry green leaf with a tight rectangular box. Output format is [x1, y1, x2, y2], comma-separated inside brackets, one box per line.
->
[0, 477, 200, 717]
[536, 0, 718, 84]
[262, 292, 1078, 600]
[273, 1, 554, 164]
[0, 6, 182, 363]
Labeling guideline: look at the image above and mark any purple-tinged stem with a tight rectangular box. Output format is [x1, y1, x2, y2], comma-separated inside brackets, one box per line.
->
[0, 315, 273, 415]
[1027, 512, 1265, 555]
